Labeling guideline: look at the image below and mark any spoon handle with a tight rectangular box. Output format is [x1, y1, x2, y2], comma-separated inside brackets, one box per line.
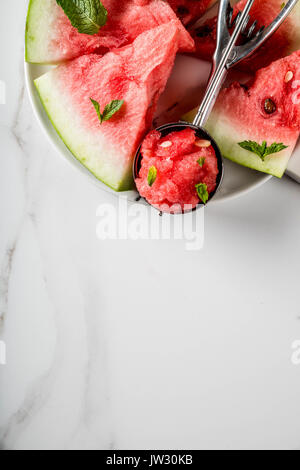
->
[193, 0, 254, 128]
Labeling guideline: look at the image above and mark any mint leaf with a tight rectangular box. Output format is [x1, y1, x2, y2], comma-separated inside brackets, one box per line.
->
[263, 142, 288, 158]
[197, 157, 206, 167]
[148, 166, 157, 187]
[195, 183, 209, 204]
[261, 140, 267, 156]
[90, 98, 124, 124]
[102, 100, 124, 122]
[238, 140, 265, 159]
[56, 0, 107, 35]
[90, 99, 102, 122]
[238, 140, 288, 161]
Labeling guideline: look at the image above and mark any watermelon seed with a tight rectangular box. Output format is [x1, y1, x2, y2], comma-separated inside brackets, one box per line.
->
[195, 25, 213, 38]
[264, 98, 276, 115]
[285, 71, 294, 83]
[240, 83, 249, 91]
[177, 6, 189, 18]
[195, 139, 211, 148]
[160, 141, 172, 148]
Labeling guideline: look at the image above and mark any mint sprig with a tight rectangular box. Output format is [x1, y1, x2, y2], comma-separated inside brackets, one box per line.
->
[148, 166, 157, 187]
[90, 99, 124, 124]
[238, 140, 288, 161]
[195, 183, 209, 204]
[56, 0, 107, 35]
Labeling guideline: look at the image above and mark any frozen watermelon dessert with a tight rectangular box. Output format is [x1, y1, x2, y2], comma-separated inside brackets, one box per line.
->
[135, 127, 220, 212]
[35, 22, 185, 191]
[184, 50, 300, 178]
[167, 0, 217, 25]
[192, 0, 300, 73]
[25, 0, 195, 64]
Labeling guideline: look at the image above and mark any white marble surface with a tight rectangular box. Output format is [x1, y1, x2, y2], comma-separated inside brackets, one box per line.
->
[1, 1, 300, 450]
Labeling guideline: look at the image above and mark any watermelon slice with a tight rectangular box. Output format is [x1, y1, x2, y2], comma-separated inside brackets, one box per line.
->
[192, 0, 300, 73]
[167, 0, 217, 25]
[35, 22, 183, 191]
[184, 51, 300, 178]
[25, 0, 195, 64]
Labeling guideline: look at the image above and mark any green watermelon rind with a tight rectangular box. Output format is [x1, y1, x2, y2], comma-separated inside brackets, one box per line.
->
[34, 75, 134, 192]
[184, 108, 293, 178]
[25, 0, 52, 64]
[26, 0, 40, 63]
[25, 0, 34, 63]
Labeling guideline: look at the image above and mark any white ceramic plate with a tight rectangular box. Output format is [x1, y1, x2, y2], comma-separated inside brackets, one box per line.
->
[25, 55, 273, 203]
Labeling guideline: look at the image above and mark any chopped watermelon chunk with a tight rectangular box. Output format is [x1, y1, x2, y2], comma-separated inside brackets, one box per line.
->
[26, 0, 195, 64]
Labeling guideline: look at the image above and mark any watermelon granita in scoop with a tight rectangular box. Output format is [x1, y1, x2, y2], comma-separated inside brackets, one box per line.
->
[135, 128, 219, 213]
[25, 0, 195, 64]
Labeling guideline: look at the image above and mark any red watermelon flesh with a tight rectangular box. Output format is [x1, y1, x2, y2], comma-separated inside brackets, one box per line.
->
[166, 0, 217, 25]
[191, 0, 300, 72]
[26, 0, 195, 65]
[199, 50, 300, 177]
[34, 22, 183, 191]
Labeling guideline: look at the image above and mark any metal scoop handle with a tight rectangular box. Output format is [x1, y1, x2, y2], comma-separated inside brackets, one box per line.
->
[193, 0, 299, 128]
